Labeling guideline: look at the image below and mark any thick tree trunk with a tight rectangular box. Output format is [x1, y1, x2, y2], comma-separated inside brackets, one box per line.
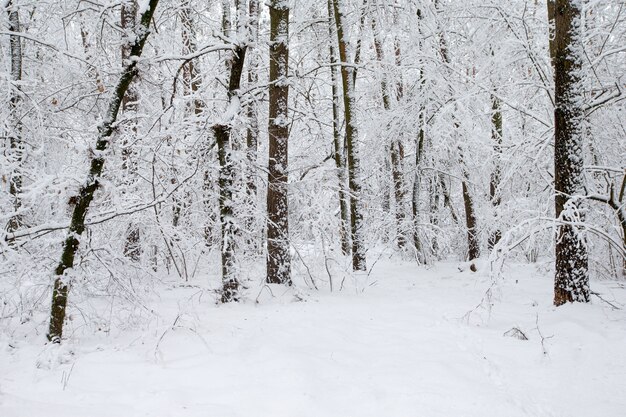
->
[217, 0, 248, 302]
[47, 0, 160, 343]
[266, 0, 292, 284]
[548, 0, 589, 305]
[6, 0, 23, 233]
[332, 0, 367, 271]
[327, 0, 351, 256]
[488, 94, 503, 250]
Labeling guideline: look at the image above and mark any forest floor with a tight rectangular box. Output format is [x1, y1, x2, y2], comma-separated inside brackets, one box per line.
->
[1, 258, 626, 417]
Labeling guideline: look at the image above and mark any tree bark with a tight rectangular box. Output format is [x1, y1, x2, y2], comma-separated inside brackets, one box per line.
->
[217, 0, 248, 301]
[266, 0, 292, 284]
[180, 0, 204, 116]
[488, 94, 503, 250]
[121, 0, 141, 262]
[245, 0, 260, 248]
[47, 0, 160, 343]
[548, 0, 589, 305]
[332, 0, 367, 271]
[372, 16, 406, 250]
[6, 0, 23, 233]
[327, 0, 351, 256]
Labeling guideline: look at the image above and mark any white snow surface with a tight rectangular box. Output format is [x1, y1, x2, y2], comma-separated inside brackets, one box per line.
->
[1, 260, 625, 417]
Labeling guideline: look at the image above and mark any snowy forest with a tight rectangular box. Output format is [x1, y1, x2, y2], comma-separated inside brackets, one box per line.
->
[1, 0, 625, 415]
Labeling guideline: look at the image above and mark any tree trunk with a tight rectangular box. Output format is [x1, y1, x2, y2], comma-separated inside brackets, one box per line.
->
[327, 0, 351, 256]
[488, 94, 503, 250]
[372, 16, 406, 250]
[461, 178, 479, 261]
[180, 0, 204, 116]
[245, 0, 260, 249]
[6, 0, 23, 233]
[266, 0, 292, 284]
[548, 0, 589, 305]
[412, 121, 425, 259]
[47, 0, 160, 343]
[332, 0, 367, 271]
[121, 0, 141, 262]
[217, 0, 248, 302]
[412, 7, 426, 260]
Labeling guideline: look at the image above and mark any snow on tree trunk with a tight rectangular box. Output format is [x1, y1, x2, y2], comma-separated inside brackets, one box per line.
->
[245, 0, 260, 249]
[6, 0, 23, 233]
[488, 94, 503, 251]
[548, 0, 590, 305]
[266, 0, 292, 284]
[121, 0, 142, 262]
[217, 0, 248, 302]
[47, 0, 161, 343]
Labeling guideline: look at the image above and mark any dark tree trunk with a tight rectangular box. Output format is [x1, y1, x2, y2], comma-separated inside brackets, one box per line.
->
[332, 0, 367, 271]
[47, 0, 160, 343]
[327, 0, 351, 256]
[461, 179, 479, 261]
[488, 94, 503, 251]
[217, 0, 248, 302]
[548, 0, 589, 305]
[266, 0, 292, 284]
[412, 122, 425, 259]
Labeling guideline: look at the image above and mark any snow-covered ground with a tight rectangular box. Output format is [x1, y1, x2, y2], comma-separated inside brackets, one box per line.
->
[2, 260, 625, 417]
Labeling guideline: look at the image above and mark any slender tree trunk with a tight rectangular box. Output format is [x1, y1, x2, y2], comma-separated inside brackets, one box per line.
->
[488, 94, 503, 250]
[266, 0, 292, 284]
[332, 0, 367, 271]
[372, 16, 406, 250]
[47, 0, 160, 343]
[181, 0, 203, 116]
[548, 0, 589, 305]
[121, 0, 141, 262]
[327, 0, 351, 256]
[245, 0, 260, 250]
[412, 121, 425, 259]
[457, 141, 479, 261]
[6, 0, 23, 233]
[461, 172, 479, 261]
[412, 7, 426, 260]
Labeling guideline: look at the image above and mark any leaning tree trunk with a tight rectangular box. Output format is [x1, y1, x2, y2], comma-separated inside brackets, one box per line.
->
[332, 0, 367, 271]
[327, 0, 351, 256]
[47, 0, 160, 343]
[548, 0, 589, 305]
[266, 0, 292, 284]
[6, 0, 23, 233]
[216, 0, 248, 302]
